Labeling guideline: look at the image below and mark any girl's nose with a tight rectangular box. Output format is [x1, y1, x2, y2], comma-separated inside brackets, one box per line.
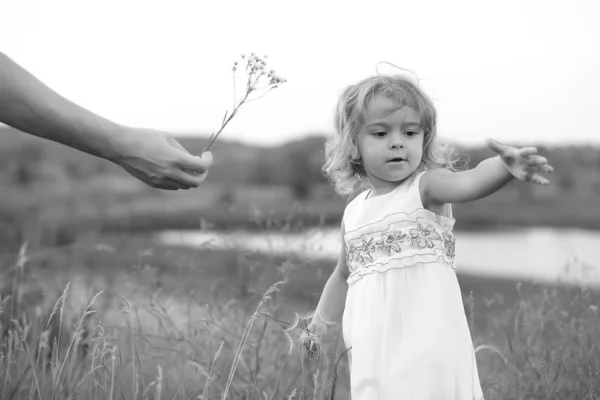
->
[389, 133, 404, 149]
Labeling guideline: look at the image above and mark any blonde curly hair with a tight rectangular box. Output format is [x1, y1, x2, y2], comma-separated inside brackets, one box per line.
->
[323, 73, 461, 197]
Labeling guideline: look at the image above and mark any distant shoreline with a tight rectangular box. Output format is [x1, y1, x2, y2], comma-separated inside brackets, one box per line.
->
[90, 206, 600, 233]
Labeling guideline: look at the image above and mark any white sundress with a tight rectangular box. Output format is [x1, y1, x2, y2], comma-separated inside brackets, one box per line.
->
[341, 171, 484, 400]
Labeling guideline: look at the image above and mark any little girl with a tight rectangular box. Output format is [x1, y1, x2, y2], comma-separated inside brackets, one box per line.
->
[301, 72, 553, 399]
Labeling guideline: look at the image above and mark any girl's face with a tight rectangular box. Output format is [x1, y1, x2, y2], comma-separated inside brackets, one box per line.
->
[356, 95, 424, 193]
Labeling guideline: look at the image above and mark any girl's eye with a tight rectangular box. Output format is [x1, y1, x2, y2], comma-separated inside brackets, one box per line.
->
[373, 131, 387, 137]
[405, 131, 419, 137]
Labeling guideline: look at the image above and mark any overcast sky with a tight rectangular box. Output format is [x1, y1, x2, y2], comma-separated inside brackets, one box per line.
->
[2, 0, 599, 147]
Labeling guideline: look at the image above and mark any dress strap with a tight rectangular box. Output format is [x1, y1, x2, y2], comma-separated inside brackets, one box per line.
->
[446, 203, 454, 218]
[412, 169, 454, 219]
[410, 170, 428, 188]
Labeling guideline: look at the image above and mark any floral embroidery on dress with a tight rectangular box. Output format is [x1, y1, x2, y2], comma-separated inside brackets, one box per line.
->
[346, 240, 374, 266]
[375, 231, 405, 255]
[346, 222, 454, 270]
[345, 243, 355, 266]
[442, 231, 456, 259]
[408, 223, 442, 248]
[358, 238, 376, 264]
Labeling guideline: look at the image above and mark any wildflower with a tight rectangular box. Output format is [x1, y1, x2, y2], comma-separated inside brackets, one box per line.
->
[203, 52, 287, 152]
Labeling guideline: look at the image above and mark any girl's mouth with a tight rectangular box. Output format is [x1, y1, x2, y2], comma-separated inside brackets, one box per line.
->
[386, 157, 406, 163]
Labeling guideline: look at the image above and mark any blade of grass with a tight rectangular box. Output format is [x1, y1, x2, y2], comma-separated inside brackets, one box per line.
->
[221, 281, 284, 400]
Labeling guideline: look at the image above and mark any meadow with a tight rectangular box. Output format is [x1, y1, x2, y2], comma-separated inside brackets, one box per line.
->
[1, 211, 600, 400]
[1, 129, 600, 399]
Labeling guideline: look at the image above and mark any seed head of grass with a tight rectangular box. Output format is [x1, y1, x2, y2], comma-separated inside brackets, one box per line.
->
[203, 52, 287, 152]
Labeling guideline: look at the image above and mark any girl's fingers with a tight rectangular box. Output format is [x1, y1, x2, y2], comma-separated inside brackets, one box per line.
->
[530, 174, 550, 185]
[304, 339, 319, 357]
[486, 138, 511, 155]
[527, 162, 554, 174]
[527, 155, 548, 166]
[519, 147, 538, 158]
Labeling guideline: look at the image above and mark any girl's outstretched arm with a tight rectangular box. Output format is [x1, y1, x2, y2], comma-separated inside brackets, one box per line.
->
[420, 138, 554, 206]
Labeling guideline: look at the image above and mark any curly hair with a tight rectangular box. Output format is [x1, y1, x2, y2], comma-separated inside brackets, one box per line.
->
[323, 73, 461, 197]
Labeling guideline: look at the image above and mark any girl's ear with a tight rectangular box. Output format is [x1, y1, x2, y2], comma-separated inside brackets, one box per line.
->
[351, 157, 365, 174]
[350, 139, 361, 159]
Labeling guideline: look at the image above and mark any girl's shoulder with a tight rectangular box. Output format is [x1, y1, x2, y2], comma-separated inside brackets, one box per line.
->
[345, 188, 369, 207]
[416, 167, 454, 187]
[415, 167, 454, 206]
[341, 187, 371, 217]
[416, 167, 456, 218]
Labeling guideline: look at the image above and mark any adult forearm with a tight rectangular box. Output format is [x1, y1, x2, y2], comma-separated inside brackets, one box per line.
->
[0, 52, 123, 160]
[314, 271, 348, 324]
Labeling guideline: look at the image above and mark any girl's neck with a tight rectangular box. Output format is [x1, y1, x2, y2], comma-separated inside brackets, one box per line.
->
[367, 177, 409, 198]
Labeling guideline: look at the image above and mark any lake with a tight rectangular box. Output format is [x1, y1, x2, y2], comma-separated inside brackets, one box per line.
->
[155, 227, 600, 287]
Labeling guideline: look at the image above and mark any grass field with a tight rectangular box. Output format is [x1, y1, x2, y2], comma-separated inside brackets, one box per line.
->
[1, 225, 600, 400]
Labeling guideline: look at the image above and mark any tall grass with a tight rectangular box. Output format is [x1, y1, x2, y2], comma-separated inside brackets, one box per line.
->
[1, 223, 600, 399]
[0, 233, 349, 399]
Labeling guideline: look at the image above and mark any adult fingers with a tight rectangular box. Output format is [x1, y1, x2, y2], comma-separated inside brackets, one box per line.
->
[168, 137, 190, 153]
[122, 164, 186, 190]
[165, 180, 190, 190]
[148, 178, 188, 190]
[168, 168, 209, 188]
[164, 132, 195, 155]
[177, 151, 213, 174]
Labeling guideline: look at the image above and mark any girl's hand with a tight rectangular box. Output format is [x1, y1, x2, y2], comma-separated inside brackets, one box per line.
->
[486, 138, 554, 185]
[300, 315, 331, 358]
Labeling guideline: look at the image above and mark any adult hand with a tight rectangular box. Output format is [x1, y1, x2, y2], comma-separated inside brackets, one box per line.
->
[0, 52, 213, 190]
[112, 127, 213, 190]
[486, 138, 554, 186]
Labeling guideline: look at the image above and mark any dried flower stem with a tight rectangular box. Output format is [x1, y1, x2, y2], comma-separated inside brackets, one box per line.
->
[202, 53, 286, 153]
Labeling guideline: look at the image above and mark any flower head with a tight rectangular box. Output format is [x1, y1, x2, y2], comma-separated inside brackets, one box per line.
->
[203, 52, 287, 152]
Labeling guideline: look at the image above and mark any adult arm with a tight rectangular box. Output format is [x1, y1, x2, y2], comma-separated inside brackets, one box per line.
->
[0, 52, 211, 189]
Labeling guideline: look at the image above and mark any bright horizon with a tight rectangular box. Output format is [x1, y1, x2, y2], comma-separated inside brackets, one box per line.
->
[2, 0, 599, 148]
